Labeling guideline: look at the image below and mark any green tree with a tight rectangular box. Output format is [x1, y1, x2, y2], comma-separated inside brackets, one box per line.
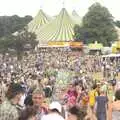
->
[0, 29, 38, 60]
[0, 15, 32, 37]
[13, 29, 38, 60]
[74, 25, 85, 42]
[81, 2, 118, 46]
[114, 20, 120, 28]
[0, 35, 15, 53]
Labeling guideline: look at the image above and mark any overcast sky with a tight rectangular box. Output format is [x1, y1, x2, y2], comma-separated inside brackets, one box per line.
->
[0, 0, 120, 20]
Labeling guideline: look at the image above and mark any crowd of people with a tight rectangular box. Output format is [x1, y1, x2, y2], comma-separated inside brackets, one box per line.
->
[0, 48, 120, 120]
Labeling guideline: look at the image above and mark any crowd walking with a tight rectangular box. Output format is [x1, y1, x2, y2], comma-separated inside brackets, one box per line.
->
[0, 49, 120, 120]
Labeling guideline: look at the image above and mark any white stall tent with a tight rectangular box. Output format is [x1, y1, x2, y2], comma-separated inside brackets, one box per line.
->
[102, 54, 120, 58]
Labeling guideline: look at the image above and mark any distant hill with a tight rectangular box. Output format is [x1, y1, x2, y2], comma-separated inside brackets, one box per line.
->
[0, 15, 32, 37]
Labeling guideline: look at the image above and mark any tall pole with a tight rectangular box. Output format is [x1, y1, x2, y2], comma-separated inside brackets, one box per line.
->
[40, 0, 43, 9]
[62, 0, 66, 8]
[91, 0, 104, 4]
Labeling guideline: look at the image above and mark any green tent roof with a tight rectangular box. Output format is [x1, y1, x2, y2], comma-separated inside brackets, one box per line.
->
[36, 8, 76, 44]
[71, 10, 82, 25]
[27, 9, 51, 33]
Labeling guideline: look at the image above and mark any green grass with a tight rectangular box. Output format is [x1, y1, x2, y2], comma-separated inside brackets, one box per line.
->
[92, 72, 120, 81]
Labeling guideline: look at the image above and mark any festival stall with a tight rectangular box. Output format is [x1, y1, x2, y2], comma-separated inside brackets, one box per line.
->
[102, 54, 120, 68]
[112, 41, 120, 53]
[102, 54, 120, 58]
[48, 41, 69, 47]
[48, 41, 83, 50]
[88, 41, 103, 55]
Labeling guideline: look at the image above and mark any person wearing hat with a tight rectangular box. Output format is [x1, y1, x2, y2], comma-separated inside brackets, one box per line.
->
[0, 83, 25, 120]
[41, 101, 64, 120]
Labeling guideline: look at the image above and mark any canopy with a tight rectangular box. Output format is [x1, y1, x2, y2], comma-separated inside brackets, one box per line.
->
[36, 8, 77, 45]
[88, 41, 103, 50]
[102, 54, 120, 58]
[112, 41, 120, 53]
[27, 9, 51, 33]
[48, 41, 83, 48]
[114, 41, 120, 48]
[71, 10, 82, 25]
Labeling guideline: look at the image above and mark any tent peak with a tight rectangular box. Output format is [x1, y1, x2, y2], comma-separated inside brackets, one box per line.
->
[27, 8, 51, 33]
[72, 10, 80, 17]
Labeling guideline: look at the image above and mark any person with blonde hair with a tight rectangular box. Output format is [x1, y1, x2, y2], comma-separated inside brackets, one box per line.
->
[32, 88, 48, 120]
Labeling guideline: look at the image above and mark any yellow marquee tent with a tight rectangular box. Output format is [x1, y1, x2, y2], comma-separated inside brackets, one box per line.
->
[112, 41, 120, 53]
[88, 41, 103, 50]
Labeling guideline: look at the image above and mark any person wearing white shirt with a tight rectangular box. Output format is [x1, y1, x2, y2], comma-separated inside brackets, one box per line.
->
[41, 101, 64, 120]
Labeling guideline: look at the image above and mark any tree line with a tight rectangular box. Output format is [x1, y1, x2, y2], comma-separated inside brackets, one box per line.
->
[0, 2, 120, 58]
[0, 15, 32, 37]
[0, 15, 38, 60]
[74, 2, 120, 46]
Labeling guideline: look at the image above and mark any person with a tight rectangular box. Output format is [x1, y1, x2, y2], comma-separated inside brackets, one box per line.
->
[43, 84, 52, 98]
[32, 88, 47, 120]
[88, 85, 98, 112]
[108, 89, 120, 120]
[0, 80, 7, 104]
[0, 83, 25, 120]
[19, 106, 37, 120]
[81, 92, 89, 108]
[66, 84, 78, 108]
[67, 84, 78, 99]
[41, 101, 64, 120]
[24, 94, 33, 107]
[67, 106, 87, 120]
[94, 90, 108, 120]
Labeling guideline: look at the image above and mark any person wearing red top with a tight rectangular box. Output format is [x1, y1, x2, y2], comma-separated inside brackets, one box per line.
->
[67, 84, 78, 99]
[66, 84, 78, 107]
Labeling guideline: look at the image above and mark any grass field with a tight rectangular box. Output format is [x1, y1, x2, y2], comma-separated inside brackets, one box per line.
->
[92, 72, 120, 81]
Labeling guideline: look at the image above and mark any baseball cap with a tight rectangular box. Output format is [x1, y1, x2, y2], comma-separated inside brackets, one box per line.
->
[49, 101, 62, 113]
